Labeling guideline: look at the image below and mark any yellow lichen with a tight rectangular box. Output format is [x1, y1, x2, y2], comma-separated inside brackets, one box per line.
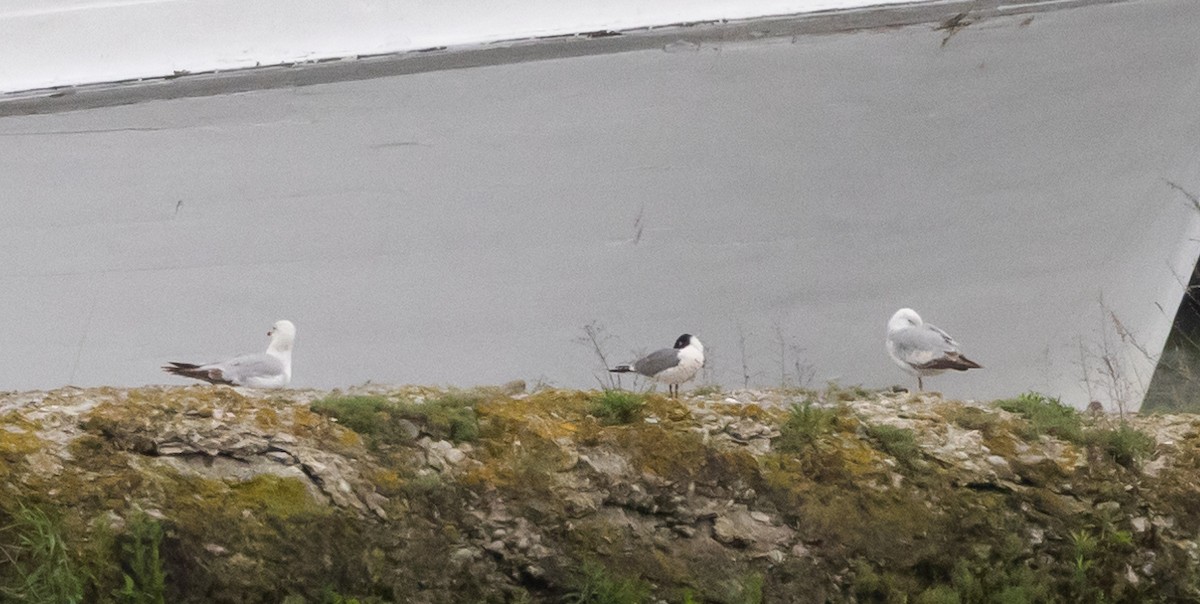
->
[614, 425, 707, 480]
[255, 407, 280, 429]
[477, 390, 590, 441]
[8, 385, 1200, 602]
[366, 468, 404, 496]
[228, 475, 325, 519]
[288, 407, 362, 450]
[0, 427, 43, 456]
[0, 427, 45, 480]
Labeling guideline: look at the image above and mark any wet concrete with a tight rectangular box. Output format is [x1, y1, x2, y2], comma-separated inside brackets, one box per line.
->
[1, 0, 1198, 407]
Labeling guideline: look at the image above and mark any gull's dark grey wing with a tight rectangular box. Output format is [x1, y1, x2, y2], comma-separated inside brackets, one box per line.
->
[632, 348, 681, 377]
[890, 325, 959, 367]
[893, 324, 981, 371]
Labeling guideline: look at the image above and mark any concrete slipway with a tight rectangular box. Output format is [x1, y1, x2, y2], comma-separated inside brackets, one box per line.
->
[0, 0, 1198, 408]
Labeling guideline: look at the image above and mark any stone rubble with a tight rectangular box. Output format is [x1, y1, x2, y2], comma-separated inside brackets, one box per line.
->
[2, 384, 1199, 602]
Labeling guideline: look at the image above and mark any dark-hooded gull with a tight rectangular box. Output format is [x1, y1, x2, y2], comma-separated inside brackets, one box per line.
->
[609, 333, 705, 397]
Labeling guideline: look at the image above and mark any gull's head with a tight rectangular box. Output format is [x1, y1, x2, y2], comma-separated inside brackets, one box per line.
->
[674, 333, 703, 353]
[267, 320, 296, 351]
[888, 308, 922, 333]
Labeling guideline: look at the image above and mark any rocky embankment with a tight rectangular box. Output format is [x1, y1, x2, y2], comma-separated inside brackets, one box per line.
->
[2, 384, 1199, 603]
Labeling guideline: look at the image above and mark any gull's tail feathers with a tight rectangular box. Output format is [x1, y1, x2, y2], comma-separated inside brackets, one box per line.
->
[918, 353, 982, 372]
[162, 362, 232, 385]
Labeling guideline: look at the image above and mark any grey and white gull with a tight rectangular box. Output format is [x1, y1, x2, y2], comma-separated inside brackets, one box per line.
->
[609, 333, 705, 397]
[886, 308, 980, 391]
[163, 319, 295, 388]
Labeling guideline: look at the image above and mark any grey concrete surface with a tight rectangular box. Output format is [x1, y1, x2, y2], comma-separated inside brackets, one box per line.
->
[0, 0, 1129, 116]
[1, 0, 1198, 408]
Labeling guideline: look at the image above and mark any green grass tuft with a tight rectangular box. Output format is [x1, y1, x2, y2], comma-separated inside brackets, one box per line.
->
[311, 390, 481, 446]
[415, 391, 483, 442]
[731, 573, 763, 604]
[0, 504, 85, 604]
[318, 585, 365, 603]
[996, 393, 1155, 468]
[866, 424, 920, 467]
[310, 395, 401, 442]
[994, 392, 1083, 443]
[775, 402, 836, 454]
[564, 562, 650, 604]
[588, 390, 647, 425]
[915, 585, 961, 604]
[1084, 423, 1156, 468]
[113, 511, 166, 604]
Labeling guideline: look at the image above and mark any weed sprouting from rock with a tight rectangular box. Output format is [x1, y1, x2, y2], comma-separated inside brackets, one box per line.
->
[996, 392, 1156, 469]
[866, 424, 920, 468]
[775, 402, 836, 454]
[3, 385, 1199, 602]
[564, 561, 650, 604]
[316, 585, 370, 603]
[914, 585, 960, 604]
[588, 390, 647, 425]
[1068, 529, 1098, 598]
[730, 572, 763, 604]
[1084, 423, 1156, 468]
[995, 392, 1084, 443]
[420, 391, 485, 442]
[575, 322, 626, 390]
[310, 395, 402, 444]
[114, 511, 166, 604]
[311, 390, 482, 446]
[0, 504, 85, 604]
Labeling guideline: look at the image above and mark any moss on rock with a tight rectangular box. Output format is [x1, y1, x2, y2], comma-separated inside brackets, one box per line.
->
[3, 386, 1200, 602]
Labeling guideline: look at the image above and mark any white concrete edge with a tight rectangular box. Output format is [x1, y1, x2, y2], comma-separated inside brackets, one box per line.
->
[0, 0, 938, 95]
